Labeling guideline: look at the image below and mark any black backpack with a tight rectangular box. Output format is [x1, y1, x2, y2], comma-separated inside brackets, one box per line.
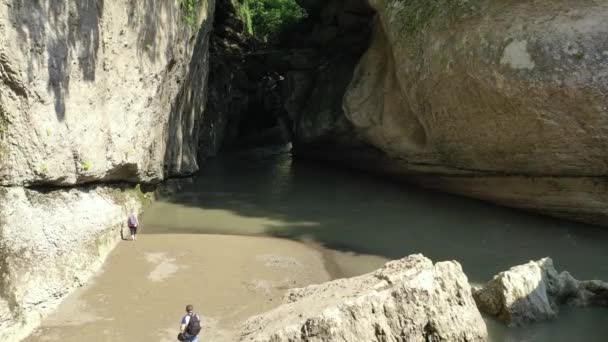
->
[186, 314, 202, 336]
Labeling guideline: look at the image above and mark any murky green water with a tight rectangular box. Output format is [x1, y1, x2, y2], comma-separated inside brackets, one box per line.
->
[144, 151, 608, 341]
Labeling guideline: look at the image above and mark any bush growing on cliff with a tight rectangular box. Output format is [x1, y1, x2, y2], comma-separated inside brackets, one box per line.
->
[180, 0, 304, 38]
[233, 0, 254, 35]
[180, 0, 202, 26]
[244, 0, 307, 41]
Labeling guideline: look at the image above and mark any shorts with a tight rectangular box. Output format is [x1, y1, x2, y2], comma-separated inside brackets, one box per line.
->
[180, 334, 199, 342]
[186, 335, 199, 342]
[129, 226, 138, 234]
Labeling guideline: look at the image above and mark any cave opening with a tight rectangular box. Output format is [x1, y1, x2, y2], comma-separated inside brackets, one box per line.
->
[200, 0, 375, 157]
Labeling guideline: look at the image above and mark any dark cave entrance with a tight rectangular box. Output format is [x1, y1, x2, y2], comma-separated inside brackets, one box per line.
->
[200, 0, 375, 157]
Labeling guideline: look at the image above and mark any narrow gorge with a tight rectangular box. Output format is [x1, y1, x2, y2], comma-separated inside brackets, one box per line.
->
[1, 0, 608, 341]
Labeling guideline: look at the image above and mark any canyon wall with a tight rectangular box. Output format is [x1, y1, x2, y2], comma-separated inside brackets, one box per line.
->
[291, 0, 608, 225]
[0, 185, 151, 341]
[0, 0, 216, 340]
[0, 0, 217, 186]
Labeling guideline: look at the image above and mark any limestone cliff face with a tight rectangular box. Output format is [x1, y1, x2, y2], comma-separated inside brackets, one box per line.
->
[0, 1, 216, 340]
[292, 0, 608, 225]
[0, 185, 150, 341]
[0, 0, 217, 186]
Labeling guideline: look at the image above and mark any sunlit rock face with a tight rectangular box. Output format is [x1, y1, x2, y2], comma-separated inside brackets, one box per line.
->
[0, 0, 219, 186]
[239, 255, 488, 342]
[0, 185, 152, 342]
[290, 0, 608, 226]
[0, 1, 216, 340]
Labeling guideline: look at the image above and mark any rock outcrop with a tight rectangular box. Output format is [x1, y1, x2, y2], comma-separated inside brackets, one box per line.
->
[0, 184, 151, 341]
[0, 1, 217, 340]
[198, 0, 251, 158]
[0, 0, 217, 186]
[239, 254, 487, 342]
[201, 0, 291, 154]
[281, 0, 374, 147]
[474, 258, 608, 326]
[289, 0, 608, 226]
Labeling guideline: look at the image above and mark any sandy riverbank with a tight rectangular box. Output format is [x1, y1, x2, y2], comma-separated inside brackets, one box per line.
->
[27, 234, 386, 341]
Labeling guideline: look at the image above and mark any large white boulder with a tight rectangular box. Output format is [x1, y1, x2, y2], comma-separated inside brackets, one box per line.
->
[474, 257, 608, 326]
[239, 254, 487, 342]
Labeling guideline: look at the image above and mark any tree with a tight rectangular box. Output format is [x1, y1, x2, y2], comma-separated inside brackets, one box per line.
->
[245, 0, 307, 41]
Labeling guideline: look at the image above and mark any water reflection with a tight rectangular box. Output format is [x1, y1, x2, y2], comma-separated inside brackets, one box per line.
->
[146, 152, 608, 282]
[143, 151, 608, 341]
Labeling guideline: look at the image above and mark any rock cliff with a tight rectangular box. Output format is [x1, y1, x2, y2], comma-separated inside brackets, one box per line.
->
[0, 1, 216, 340]
[282, 0, 374, 148]
[290, 0, 608, 226]
[0, 0, 216, 186]
[0, 185, 151, 341]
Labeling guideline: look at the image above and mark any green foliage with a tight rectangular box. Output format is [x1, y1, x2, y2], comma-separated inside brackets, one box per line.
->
[133, 184, 150, 204]
[233, 0, 254, 35]
[106, 184, 153, 208]
[179, 0, 304, 38]
[392, 0, 481, 35]
[180, 0, 202, 26]
[245, 0, 307, 41]
[82, 160, 91, 171]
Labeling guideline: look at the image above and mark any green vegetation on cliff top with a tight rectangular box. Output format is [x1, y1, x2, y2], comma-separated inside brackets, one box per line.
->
[236, 0, 307, 41]
[180, 0, 203, 26]
[234, 0, 254, 35]
[180, 0, 306, 40]
[392, 0, 481, 34]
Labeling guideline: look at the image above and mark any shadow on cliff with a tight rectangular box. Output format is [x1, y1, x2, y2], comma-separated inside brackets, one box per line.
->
[127, 0, 185, 63]
[143, 153, 608, 283]
[161, 15, 212, 178]
[10, 0, 104, 120]
[9, 0, 186, 121]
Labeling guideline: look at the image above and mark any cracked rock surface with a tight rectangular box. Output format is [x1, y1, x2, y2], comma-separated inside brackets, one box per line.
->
[239, 254, 487, 342]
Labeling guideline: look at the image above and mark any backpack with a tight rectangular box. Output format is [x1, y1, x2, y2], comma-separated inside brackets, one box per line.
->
[186, 314, 202, 336]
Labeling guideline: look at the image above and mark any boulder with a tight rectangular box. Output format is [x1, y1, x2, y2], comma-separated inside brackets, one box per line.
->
[290, 0, 608, 226]
[474, 258, 608, 326]
[239, 254, 487, 342]
[574, 280, 608, 307]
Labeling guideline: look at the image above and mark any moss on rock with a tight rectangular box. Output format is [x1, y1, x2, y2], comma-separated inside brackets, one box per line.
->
[387, 0, 483, 35]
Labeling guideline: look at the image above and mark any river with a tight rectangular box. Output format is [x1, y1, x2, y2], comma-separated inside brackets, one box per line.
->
[28, 151, 608, 341]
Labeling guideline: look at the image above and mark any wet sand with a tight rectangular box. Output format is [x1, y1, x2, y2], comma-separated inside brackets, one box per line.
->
[28, 234, 380, 342]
